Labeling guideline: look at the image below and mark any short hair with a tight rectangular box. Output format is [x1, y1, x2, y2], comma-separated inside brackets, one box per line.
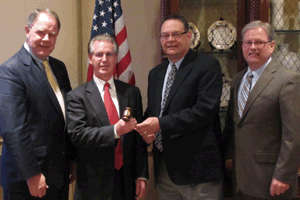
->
[88, 34, 118, 55]
[27, 8, 61, 30]
[160, 15, 189, 32]
[241, 20, 275, 42]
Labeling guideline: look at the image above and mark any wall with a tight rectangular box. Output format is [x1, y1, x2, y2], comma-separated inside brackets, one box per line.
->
[0, 0, 81, 87]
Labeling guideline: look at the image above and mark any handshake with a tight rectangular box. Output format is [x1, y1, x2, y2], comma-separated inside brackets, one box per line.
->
[115, 116, 160, 144]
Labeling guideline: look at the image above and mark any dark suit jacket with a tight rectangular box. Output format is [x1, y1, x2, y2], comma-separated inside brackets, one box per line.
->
[0, 46, 72, 195]
[145, 49, 224, 185]
[224, 59, 300, 198]
[66, 79, 148, 200]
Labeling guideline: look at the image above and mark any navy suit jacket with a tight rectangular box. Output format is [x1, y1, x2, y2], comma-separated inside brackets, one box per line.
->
[145, 49, 224, 185]
[0, 46, 72, 193]
[67, 79, 148, 200]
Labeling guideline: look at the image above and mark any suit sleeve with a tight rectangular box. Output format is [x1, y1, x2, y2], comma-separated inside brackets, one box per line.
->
[134, 87, 149, 179]
[66, 90, 115, 148]
[0, 63, 41, 180]
[273, 72, 300, 184]
[158, 57, 223, 136]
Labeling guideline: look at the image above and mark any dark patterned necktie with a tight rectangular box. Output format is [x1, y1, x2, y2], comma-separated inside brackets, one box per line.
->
[104, 82, 123, 170]
[155, 64, 177, 152]
[238, 72, 254, 117]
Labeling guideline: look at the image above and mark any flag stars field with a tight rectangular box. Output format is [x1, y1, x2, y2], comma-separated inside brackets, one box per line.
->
[87, 0, 135, 85]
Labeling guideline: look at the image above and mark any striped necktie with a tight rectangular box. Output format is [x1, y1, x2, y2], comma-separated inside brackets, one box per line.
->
[238, 72, 254, 117]
[155, 64, 177, 152]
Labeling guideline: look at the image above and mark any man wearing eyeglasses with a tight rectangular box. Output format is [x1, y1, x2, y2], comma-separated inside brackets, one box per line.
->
[224, 20, 300, 199]
[136, 15, 224, 199]
[66, 34, 148, 200]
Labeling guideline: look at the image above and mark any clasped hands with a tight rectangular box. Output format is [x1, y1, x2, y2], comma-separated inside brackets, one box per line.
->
[135, 117, 161, 144]
[115, 117, 160, 143]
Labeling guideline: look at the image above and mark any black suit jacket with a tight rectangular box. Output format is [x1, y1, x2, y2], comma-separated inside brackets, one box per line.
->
[0, 46, 72, 194]
[145, 49, 224, 185]
[66, 79, 148, 200]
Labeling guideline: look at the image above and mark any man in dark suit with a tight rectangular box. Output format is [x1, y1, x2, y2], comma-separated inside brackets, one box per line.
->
[0, 8, 75, 200]
[224, 20, 300, 199]
[66, 34, 148, 200]
[136, 15, 224, 199]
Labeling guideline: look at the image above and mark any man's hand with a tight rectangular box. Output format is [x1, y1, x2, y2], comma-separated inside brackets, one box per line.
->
[26, 173, 49, 198]
[135, 179, 147, 199]
[141, 133, 155, 144]
[136, 117, 160, 136]
[115, 118, 137, 136]
[270, 178, 290, 196]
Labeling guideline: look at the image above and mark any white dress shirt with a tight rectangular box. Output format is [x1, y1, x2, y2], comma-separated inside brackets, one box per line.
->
[93, 75, 120, 138]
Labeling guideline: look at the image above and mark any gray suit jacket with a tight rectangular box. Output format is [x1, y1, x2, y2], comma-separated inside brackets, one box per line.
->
[224, 59, 300, 198]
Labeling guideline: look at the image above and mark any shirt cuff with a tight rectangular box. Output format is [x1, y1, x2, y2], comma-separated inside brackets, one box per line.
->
[114, 125, 120, 139]
[137, 177, 148, 182]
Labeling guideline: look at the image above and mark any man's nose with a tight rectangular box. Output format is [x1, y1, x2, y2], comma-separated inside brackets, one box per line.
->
[43, 34, 50, 41]
[102, 54, 107, 61]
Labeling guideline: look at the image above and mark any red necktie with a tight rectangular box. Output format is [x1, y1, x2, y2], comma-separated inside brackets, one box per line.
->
[104, 82, 123, 170]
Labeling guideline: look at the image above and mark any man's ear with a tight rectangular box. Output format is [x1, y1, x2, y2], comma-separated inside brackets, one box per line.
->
[88, 54, 93, 64]
[186, 30, 192, 42]
[25, 25, 30, 38]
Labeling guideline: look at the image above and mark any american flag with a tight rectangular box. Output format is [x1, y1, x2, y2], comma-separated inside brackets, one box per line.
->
[87, 0, 135, 85]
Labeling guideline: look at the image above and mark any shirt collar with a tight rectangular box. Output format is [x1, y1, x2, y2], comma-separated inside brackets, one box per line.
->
[93, 75, 115, 92]
[168, 56, 184, 70]
[247, 57, 272, 77]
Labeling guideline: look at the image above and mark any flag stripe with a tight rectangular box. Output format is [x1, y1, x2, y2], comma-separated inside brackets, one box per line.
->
[115, 27, 127, 47]
[117, 51, 132, 75]
[117, 38, 130, 62]
[114, 13, 125, 34]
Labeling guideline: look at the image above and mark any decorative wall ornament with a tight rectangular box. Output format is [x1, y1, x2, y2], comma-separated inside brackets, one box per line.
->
[188, 22, 201, 50]
[207, 19, 237, 50]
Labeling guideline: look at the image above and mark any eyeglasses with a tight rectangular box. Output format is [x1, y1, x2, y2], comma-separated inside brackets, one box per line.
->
[93, 52, 115, 58]
[242, 40, 271, 48]
[160, 31, 187, 40]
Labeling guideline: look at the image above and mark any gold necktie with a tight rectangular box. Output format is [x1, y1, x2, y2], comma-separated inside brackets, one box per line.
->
[42, 60, 66, 119]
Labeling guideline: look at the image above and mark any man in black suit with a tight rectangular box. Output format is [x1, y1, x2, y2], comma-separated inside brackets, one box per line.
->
[136, 15, 224, 199]
[0, 8, 75, 200]
[66, 34, 148, 200]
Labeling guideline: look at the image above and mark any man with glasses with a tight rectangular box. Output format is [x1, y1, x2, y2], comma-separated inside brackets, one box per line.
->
[136, 15, 224, 199]
[66, 34, 148, 200]
[224, 20, 300, 199]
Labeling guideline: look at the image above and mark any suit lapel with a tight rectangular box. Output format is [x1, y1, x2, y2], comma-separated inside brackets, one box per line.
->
[155, 62, 168, 116]
[162, 50, 196, 114]
[233, 69, 247, 123]
[115, 80, 128, 117]
[86, 79, 110, 126]
[21, 47, 64, 120]
[114, 80, 129, 144]
[240, 60, 277, 122]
